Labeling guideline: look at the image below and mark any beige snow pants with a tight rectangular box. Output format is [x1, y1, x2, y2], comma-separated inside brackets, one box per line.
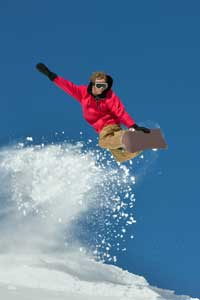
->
[99, 124, 141, 163]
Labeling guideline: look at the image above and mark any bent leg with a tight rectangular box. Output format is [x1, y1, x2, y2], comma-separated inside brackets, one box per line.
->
[110, 148, 141, 163]
[99, 129, 123, 149]
[99, 125, 142, 163]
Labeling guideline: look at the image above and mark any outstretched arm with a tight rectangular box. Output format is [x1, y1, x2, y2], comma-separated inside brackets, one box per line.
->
[36, 63, 83, 102]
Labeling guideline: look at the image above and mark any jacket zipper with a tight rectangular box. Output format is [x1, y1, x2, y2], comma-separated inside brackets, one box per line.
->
[95, 99, 101, 112]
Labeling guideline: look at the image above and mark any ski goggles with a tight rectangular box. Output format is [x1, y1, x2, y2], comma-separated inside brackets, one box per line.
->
[94, 82, 108, 89]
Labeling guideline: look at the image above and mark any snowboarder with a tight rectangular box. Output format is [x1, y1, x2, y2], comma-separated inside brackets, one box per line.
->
[36, 63, 151, 163]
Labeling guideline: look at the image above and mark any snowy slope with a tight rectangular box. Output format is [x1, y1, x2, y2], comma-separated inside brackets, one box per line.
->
[0, 140, 198, 300]
[0, 253, 198, 300]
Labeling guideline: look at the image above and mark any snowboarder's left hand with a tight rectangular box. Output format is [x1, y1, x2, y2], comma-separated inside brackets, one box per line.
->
[129, 124, 151, 134]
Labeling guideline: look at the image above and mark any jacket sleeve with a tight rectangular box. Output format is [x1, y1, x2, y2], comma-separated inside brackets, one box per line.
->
[53, 76, 83, 103]
[108, 93, 135, 128]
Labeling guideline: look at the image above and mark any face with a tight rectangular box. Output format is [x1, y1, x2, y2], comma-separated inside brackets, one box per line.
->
[92, 78, 107, 96]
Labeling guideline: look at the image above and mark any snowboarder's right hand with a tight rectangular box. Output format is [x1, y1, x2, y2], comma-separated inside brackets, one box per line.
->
[36, 63, 57, 81]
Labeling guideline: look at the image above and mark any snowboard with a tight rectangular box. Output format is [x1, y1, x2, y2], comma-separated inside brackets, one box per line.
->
[122, 128, 167, 153]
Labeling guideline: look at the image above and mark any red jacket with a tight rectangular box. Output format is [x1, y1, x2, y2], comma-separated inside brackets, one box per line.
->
[54, 76, 135, 133]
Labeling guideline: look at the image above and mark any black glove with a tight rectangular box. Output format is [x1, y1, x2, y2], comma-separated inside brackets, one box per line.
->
[129, 123, 151, 134]
[36, 63, 57, 81]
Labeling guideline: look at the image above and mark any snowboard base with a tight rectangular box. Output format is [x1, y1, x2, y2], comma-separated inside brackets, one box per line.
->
[122, 128, 167, 153]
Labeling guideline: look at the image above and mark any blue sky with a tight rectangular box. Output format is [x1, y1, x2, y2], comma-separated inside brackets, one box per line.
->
[0, 0, 200, 297]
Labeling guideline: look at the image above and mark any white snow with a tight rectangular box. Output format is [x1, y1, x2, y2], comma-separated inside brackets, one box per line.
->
[0, 141, 198, 300]
[26, 137, 33, 142]
[0, 252, 197, 300]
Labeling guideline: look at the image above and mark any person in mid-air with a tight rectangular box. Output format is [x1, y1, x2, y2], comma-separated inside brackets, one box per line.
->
[36, 63, 150, 163]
